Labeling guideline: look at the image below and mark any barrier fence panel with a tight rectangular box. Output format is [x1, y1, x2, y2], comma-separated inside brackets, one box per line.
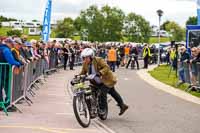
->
[183, 62, 191, 84]
[11, 67, 24, 107]
[0, 53, 71, 115]
[197, 63, 200, 87]
[0, 63, 12, 115]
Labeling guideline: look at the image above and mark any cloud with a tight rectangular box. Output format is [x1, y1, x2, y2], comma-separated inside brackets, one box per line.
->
[0, 0, 197, 26]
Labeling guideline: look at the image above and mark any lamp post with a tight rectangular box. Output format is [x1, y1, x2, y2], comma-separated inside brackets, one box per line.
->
[157, 9, 163, 66]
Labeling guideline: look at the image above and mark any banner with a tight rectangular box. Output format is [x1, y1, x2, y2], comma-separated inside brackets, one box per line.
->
[197, 0, 200, 25]
[42, 0, 52, 42]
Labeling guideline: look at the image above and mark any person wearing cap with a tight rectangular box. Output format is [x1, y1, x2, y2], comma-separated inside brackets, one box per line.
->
[11, 38, 24, 65]
[143, 44, 151, 69]
[0, 38, 22, 67]
[190, 47, 200, 87]
[0, 38, 22, 105]
[79, 48, 128, 116]
[178, 46, 190, 84]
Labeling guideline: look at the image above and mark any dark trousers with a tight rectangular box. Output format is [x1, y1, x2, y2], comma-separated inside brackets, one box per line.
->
[99, 84, 124, 110]
[144, 56, 149, 68]
[126, 56, 139, 69]
[63, 56, 68, 70]
[69, 57, 75, 70]
[109, 61, 116, 72]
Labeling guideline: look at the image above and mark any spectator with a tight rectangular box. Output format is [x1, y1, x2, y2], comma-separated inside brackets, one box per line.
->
[178, 46, 190, 84]
[107, 46, 117, 72]
[124, 44, 130, 65]
[0, 38, 22, 107]
[63, 44, 69, 70]
[190, 47, 200, 87]
[143, 44, 151, 69]
[69, 45, 75, 70]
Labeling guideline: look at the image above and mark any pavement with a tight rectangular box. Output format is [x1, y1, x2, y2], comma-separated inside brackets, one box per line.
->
[100, 66, 200, 133]
[1, 64, 200, 133]
[0, 69, 114, 133]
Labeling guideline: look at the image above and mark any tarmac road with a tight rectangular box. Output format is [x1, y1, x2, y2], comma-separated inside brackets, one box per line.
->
[101, 67, 200, 133]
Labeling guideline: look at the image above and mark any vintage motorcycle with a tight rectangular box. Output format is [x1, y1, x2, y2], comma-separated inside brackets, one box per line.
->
[70, 74, 108, 128]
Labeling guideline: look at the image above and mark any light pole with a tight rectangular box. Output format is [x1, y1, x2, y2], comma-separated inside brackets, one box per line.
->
[157, 9, 163, 66]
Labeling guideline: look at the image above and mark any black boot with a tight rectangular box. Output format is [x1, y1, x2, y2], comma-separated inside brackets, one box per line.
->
[119, 104, 128, 116]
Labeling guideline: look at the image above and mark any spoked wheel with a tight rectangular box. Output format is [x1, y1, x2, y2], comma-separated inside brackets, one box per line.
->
[73, 95, 91, 128]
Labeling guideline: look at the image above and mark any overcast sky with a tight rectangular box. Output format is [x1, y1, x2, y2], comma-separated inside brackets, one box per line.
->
[0, 0, 197, 27]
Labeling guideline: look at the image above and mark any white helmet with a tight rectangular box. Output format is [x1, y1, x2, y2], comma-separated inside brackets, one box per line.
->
[81, 48, 94, 58]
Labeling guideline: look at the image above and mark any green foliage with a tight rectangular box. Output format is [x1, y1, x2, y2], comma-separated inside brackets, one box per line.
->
[0, 16, 17, 22]
[75, 5, 151, 42]
[79, 5, 105, 42]
[0, 22, 1, 28]
[161, 20, 170, 30]
[7, 30, 22, 37]
[149, 37, 170, 43]
[0, 27, 12, 36]
[165, 21, 185, 42]
[124, 12, 151, 43]
[54, 17, 75, 38]
[101, 5, 125, 42]
[74, 17, 82, 33]
[186, 16, 197, 25]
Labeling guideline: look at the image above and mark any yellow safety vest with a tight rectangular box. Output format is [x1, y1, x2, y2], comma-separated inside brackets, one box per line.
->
[170, 51, 176, 60]
[143, 47, 151, 58]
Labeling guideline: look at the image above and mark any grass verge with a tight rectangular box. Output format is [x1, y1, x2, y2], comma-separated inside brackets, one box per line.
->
[148, 65, 200, 98]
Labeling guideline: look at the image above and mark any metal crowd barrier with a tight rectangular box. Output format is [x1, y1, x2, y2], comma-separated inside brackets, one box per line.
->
[9, 59, 46, 113]
[74, 55, 82, 66]
[0, 52, 81, 115]
[185, 63, 200, 92]
[183, 62, 191, 84]
[0, 53, 65, 115]
[0, 63, 12, 115]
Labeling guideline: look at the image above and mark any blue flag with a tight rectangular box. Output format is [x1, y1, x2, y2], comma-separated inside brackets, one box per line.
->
[197, 0, 200, 25]
[42, 0, 52, 42]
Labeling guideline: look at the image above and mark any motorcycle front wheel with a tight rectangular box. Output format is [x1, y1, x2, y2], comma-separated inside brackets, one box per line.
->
[73, 95, 91, 128]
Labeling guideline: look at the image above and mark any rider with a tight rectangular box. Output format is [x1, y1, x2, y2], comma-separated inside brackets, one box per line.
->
[79, 48, 128, 116]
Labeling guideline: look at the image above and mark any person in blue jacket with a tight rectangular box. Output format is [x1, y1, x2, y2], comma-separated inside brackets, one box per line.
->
[0, 38, 22, 108]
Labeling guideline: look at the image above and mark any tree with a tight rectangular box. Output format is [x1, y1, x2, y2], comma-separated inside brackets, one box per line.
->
[101, 5, 125, 41]
[79, 5, 105, 42]
[7, 30, 22, 37]
[54, 17, 75, 38]
[161, 20, 170, 30]
[186, 16, 197, 25]
[32, 20, 38, 22]
[0, 16, 17, 22]
[165, 21, 185, 41]
[74, 17, 82, 33]
[124, 13, 151, 43]
[78, 5, 125, 42]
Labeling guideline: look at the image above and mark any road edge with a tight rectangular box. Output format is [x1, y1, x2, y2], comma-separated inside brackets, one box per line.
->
[136, 65, 200, 105]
